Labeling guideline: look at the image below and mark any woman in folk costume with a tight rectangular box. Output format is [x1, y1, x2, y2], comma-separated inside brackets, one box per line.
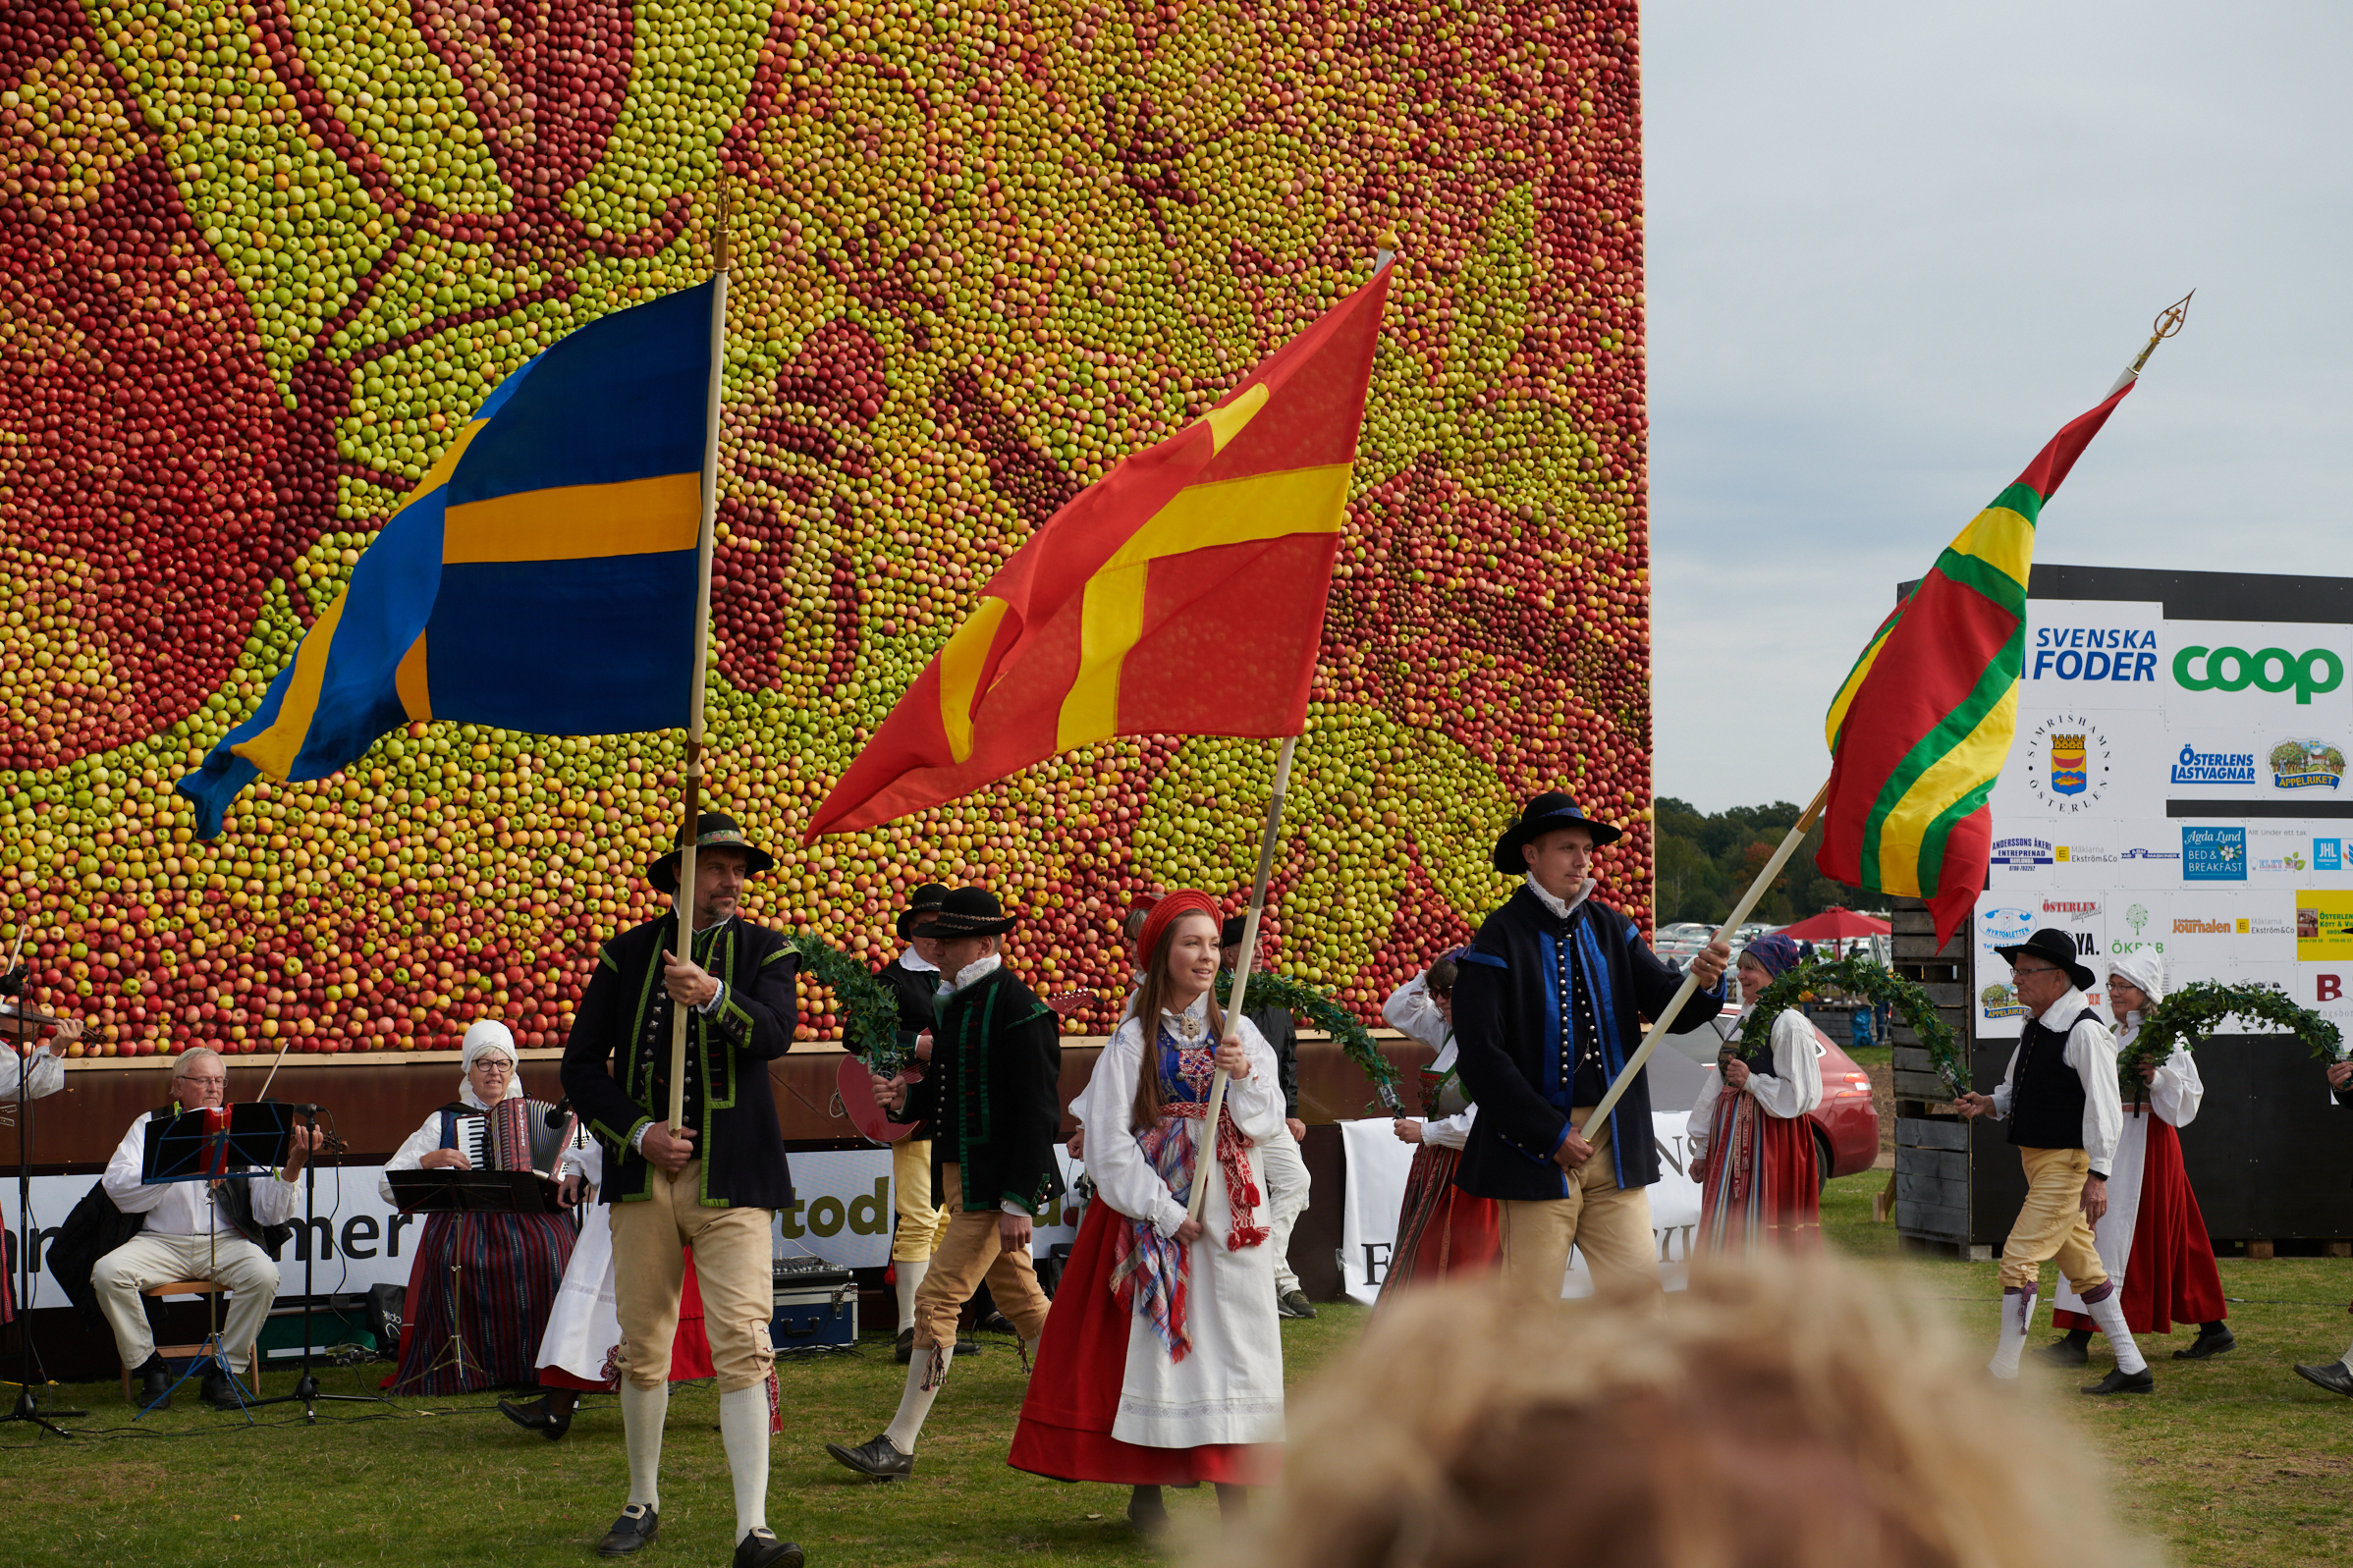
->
[2041, 951, 2232, 1366]
[1687, 934, 1823, 1253]
[381, 1019, 587, 1394]
[496, 1130, 719, 1440]
[1378, 956, 1501, 1297]
[1010, 892, 1286, 1535]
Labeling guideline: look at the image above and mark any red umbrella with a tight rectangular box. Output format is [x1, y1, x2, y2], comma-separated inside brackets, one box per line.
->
[1777, 906, 1890, 942]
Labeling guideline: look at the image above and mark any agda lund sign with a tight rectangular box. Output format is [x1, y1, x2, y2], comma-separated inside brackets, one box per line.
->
[2173, 645, 2345, 705]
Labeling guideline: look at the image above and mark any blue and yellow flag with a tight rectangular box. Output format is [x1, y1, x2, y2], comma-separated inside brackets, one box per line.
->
[179, 281, 717, 838]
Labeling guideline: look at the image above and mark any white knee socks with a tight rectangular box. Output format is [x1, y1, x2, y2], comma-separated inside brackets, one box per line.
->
[896, 1259, 929, 1333]
[719, 1384, 772, 1540]
[2081, 1290, 2149, 1376]
[882, 1349, 946, 1454]
[622, 1380, 669, 1510]
[1991, 1287, 2037, 1379]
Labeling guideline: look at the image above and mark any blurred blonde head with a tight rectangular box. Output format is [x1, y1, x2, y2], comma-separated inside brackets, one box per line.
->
[1235, 1255, 2148, 1568]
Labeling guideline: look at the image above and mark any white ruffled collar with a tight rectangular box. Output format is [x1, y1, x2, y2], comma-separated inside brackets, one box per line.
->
[938, 952, 1003, 997]
[1525, 873, 1596, 920]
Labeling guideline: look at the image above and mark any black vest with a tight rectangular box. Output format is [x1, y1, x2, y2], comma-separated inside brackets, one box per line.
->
[2007, 1007, 2097, 1151]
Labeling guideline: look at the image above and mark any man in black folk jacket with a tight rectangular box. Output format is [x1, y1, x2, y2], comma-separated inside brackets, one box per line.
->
[1450, 793, 1729, 1308]
[560, 812, 805, 1567]
[827, 887, 1063, 1481]
[872, 882, 953, 1360]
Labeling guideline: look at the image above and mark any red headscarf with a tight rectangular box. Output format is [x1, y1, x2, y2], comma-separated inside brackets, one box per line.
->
[1137, 890, 1222, 968]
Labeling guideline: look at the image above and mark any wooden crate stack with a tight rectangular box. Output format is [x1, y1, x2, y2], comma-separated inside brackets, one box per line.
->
[1889, 895, 1976, 1256]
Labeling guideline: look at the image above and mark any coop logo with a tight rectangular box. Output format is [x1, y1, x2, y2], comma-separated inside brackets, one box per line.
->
[1991, 838, 2054, 871]
[2023, 715, 2112, 812]
[2270, 738, 2346, 791]
[2320, 839, 2344, 872]
[1980, 906, 2036, 944]
[2171, 746, 2258, 785]
[2173, 645, 2345, 705]
[2182, 825, 2247, 883]
[2029, 627, 2159, 683]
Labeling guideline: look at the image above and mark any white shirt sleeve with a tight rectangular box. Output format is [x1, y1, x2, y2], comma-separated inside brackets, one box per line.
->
[1686, 1066, 1724, 1162]
[1419, 1104, 1477, 1150]
[103, 1113, 169, 1215]
[569, 1137, 604, 1186]
[1383, 973, 1450, 1051]
[1219, 1015, 1287, 1145]
[1074, 1023, 1192, 1238]
[2067, 1016, 2123, 1174]
[1990, 1045, 2022, 1119]
[1745, 1011, 1825, 1119]
[250, 1163, 302, 1225]
[2148, 1048, 2204, 1128]
[379, 1111, 448, 1206]
[0, 1043, 65, 1101]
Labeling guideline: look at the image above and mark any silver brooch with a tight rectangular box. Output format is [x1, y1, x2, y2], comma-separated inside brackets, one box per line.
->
[1176, 1014, 1204, 1042]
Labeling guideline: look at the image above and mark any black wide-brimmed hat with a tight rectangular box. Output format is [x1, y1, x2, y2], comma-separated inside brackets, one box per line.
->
[1220, 914, 1249, 947]
[1491, 791, 1623, 874]
[648, 812, 776, 893]
[927, 886, 1016, 938]
[1995, 927, 2096, 994]
[896, 882, 950, 941]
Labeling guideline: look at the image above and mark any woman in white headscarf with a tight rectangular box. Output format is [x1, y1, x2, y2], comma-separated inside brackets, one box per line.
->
[2041, 951, 2232, 1367]
[380, 1020, 589, 1394]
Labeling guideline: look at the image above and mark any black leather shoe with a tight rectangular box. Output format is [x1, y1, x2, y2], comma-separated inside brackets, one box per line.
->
[200, 1368, 246, 1410]
[596, 1504, 659, 1555]
[976, 1310, 1016, 1335]
[894, 1327, 914, 1364]
[825, 1433, 914, 1480]
[734, 1527, 805, 1568]
[2293, 1361, 2353, 1397]
[2081, 1367, 2155, 1396]
[1127, 1486, 1170, 1537]
[2031, 1337, 2089, 1368]
[134, 1353, 173, 1410]
[1277, 1289, 1318, 1321]
[498, 1389, 579, 1440]
[2175, 1326, 2236, 1360]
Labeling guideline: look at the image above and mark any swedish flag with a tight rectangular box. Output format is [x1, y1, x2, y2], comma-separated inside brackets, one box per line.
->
[179, 281, 718, 838]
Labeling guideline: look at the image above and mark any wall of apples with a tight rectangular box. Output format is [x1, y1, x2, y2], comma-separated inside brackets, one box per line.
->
[0, 0, 1652, 1055]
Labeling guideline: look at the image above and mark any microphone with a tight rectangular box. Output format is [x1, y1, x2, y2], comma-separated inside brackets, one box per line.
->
[544, 1097, 573, 1127]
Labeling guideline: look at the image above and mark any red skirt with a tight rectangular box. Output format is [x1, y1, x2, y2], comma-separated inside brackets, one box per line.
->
[540, 1246, 718, 1391]
[1008, 1203, 1280, 1487]
[1696, 1096, 1819, 1254]
[1379, 1143, 1500, 1302]
[2052, 1117, 2226, 1335]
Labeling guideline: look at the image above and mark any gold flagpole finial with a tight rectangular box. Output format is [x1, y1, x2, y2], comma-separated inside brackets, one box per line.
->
[2128, 290, 2193, 377]
[712, 189, 735, 276]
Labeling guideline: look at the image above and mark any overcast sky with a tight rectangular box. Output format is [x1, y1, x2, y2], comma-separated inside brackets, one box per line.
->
[1644, 1, 2353, 813]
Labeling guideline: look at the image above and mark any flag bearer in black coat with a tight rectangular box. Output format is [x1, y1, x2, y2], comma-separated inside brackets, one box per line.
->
[561, 812, 806, 1568]
[826, 887, 1064, 1480]
[1450, 794, 1729, 1309]
[873, 882, 954, 1360]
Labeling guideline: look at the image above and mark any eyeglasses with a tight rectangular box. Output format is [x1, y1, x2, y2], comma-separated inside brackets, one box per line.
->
[2010, 964, 2063, 979]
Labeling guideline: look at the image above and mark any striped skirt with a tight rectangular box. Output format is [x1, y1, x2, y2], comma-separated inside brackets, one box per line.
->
[1696, 1093, 1819, 1256]
[1378, 1143, 1501, 1304]
[386, 1211, 575, 1395]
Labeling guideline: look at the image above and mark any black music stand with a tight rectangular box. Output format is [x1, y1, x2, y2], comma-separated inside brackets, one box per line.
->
[2, 998, 82, 1438]
[384, 1169, 562, 1393]
[136, 1103, 295, 1421]
[246, 1105, 388, 1422]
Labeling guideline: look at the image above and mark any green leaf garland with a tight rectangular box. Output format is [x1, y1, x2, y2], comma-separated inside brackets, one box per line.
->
[2118, 981, 2342, 1092]
[1215, 968, 1407, 1114]
[1742, 957, 1968, 1092]
[788, 932, 903, 1068]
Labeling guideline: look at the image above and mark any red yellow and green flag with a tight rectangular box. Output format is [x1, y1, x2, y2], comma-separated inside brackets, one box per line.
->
[1816, 381, 2137, 946]
[806, 263, 1393, 840]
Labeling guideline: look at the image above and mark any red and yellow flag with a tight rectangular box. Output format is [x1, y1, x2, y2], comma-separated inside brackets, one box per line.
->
[1815, 382, 2136, 946]
[807, 264, 1393, 840]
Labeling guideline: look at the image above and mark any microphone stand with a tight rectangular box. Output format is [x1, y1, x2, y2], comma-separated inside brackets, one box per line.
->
[2, 969, 84, 1437]
[246, 1107, 388, 1420]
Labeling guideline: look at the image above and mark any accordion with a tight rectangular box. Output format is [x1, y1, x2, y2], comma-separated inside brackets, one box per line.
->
[452, 1098, 573, 1175]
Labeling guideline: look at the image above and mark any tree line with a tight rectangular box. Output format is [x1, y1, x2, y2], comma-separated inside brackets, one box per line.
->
[1652, 797, 1864, 928]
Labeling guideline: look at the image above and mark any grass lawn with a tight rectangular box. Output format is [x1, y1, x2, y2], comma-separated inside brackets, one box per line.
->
[5, 1170, 2351, 1565]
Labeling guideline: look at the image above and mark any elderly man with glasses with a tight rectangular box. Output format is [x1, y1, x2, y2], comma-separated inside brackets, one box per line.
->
[1958, 928, 2143, 1394]
[93, 1046, 317, 1408]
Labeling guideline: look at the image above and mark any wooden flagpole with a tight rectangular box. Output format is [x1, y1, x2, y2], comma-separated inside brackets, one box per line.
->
[1186, 733, 1298, 1222]
[667, 194, 732, 1138]
[1575, 779, 1829, 1141]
